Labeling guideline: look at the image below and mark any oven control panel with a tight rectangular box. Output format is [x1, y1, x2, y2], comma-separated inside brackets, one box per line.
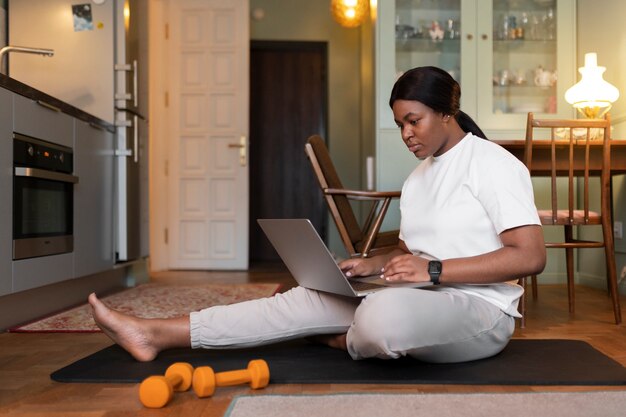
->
[13, 133, 73, 174]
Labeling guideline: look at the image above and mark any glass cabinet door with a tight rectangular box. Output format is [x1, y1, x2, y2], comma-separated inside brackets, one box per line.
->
[395, 0, 462, 83]
[385, 0, 575, 134]
[491, 0, 558, 115]
[476, 0, 576, 132]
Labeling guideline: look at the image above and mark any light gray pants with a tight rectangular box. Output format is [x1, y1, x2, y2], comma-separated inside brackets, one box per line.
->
[189, 286, 515, 363]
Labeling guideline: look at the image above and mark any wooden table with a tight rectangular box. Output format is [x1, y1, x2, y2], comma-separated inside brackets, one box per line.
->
[496, 140, 626, 176]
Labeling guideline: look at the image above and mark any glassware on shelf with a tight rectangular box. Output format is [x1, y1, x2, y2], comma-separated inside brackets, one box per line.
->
[513, 68, 527, 85]
[428, 21, 444, 41]
[491, 0, 558, 116]
[395, 24, 415, 40]
[533, 66, 557, 88]
[543, 8, 556, 41]
[394, 0, 461, 90]
[445, 19, 460, 40]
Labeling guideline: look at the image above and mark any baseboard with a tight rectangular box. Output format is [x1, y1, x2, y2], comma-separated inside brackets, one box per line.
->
[0, 268, 127, 331]
[578, 272, 626, 295]
[530, 272, 566, 285]
[538, 271, 626, 295]
[116, 256, 150, 287]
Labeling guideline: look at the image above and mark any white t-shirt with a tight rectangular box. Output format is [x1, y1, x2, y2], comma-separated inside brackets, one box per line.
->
[399, 132, 540, 317]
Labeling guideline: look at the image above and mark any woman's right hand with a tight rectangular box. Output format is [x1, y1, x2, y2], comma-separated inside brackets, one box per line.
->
[339, 243, 410, 278]
[339, 257, 383, 278]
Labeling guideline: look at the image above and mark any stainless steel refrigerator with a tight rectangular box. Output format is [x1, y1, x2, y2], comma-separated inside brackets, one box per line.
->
[114, 0, 149, 262]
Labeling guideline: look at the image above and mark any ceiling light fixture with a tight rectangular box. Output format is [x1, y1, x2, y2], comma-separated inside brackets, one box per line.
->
[330, 0, 369, 28]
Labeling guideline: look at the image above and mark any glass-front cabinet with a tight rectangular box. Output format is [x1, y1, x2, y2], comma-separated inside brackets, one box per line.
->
[374, 0, 576, 229]
[376, 0, 576, 137]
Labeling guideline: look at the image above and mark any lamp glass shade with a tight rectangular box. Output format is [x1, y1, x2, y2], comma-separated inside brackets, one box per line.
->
[330, 0, 369, 28]
[565, 53, 619, 117]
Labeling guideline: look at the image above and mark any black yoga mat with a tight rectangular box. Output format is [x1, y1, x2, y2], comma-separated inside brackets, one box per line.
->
[51, 339, 626, 386]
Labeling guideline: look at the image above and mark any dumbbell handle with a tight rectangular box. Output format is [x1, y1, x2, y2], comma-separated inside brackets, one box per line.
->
[141, 373, 182, 393]
[215, 369, 252, 387]
[166, 373, 183, 387]
[192, 360, 269, 398]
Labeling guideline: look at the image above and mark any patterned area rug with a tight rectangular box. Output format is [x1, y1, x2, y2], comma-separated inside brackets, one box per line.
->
[10, 282, 281, 333]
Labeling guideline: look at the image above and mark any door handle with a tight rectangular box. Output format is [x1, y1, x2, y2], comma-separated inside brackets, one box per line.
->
[114, 61, 138, 107]
[133, 115, 139, 163]
[228, 135, 247, 167]
[133, 60, 138, 107]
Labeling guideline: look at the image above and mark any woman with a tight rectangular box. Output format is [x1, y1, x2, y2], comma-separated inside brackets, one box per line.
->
[89, 66, 546, 363]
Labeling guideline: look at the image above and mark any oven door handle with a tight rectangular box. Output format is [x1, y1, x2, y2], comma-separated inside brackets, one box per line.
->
[14, 167, 79, 184]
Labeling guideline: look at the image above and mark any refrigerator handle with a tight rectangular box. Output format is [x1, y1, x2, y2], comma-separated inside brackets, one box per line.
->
[133, 115, 139, 163]
[114, 62, 138, 106]
[114, 63, 132, 102]
[133, 60, 138, 107]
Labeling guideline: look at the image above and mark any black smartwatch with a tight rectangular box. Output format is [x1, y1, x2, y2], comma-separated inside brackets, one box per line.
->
[428, 261, 442, 285]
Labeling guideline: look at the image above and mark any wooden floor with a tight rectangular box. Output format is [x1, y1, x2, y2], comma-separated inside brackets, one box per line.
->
[1, 265, 625, 416]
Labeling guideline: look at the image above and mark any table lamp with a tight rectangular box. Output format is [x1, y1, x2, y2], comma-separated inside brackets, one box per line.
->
[565, 52, 619, 118]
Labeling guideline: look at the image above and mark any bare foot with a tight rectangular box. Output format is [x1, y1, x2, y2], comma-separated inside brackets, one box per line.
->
[307, 333, 348, 351]
[88, 293, 160, 362]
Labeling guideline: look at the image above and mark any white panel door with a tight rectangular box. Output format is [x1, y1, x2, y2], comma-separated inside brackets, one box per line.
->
[168, 0, 249, 269]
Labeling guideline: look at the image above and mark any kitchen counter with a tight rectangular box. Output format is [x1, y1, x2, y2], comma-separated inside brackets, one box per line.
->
[0, 73, 114, 133]
[0, 73, 120, 325]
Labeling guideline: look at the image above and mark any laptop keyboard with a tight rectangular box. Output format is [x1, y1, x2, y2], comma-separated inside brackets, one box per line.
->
[349, 281, 385, 291]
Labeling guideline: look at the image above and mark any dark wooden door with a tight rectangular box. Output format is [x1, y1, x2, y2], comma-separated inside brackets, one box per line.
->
[249, 41, 328, 263]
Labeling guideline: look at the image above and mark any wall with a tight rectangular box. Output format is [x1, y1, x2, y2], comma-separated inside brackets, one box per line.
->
[7, 0, 115, 124]
[0, 0, 6, 73]
[576, 0, 626, 294]
[249, 0, 372, 257]
[0, 1, 6, 48]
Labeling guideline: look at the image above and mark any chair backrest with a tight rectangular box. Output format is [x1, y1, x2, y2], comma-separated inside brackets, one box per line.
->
[524, 112, 612, 225]
[304, 135, 364, 250]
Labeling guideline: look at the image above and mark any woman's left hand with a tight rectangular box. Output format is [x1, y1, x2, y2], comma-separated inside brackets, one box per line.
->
[381, 254, 430, 283]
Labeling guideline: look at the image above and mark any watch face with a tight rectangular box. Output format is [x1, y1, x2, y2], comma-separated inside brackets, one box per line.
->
[429, 261, 442, 274]
[428, 261, 442, 284]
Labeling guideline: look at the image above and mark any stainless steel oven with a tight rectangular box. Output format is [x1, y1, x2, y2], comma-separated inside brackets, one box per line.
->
[13, 133, 79, 260]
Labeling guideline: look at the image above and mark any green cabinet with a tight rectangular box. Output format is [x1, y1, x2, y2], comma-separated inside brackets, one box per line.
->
[374, 0, 577, 227]
[378, 0, 576, 135]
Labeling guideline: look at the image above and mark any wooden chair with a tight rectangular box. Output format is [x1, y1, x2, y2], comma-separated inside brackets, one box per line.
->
[521, 112, 621, 325]
[305, 135, 400, 258]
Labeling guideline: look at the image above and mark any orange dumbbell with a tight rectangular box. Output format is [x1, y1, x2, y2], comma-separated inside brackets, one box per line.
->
[139, 362, 194, 408]
[192, 359, 270, 398]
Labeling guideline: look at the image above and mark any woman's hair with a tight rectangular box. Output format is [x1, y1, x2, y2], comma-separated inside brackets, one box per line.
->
[389, 66, 487, 139]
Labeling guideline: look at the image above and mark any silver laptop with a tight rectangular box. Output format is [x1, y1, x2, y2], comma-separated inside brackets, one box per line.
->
[257, 219, 431, 297]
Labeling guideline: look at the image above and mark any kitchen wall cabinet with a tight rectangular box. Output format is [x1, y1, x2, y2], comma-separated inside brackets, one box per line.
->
[374, 0, 576, 227]
[74, 120, 115, 278]
[0, 88, 12, 297]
